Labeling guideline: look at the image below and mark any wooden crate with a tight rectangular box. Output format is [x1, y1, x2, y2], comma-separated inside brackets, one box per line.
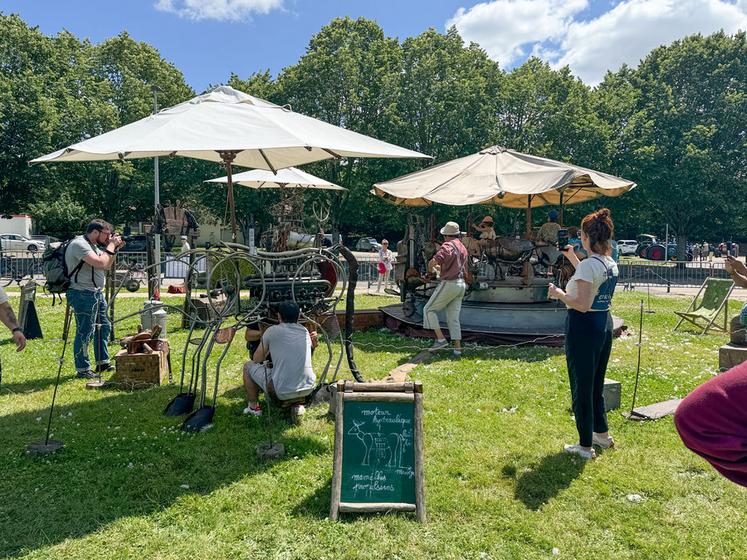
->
[112, 348, 168, 388]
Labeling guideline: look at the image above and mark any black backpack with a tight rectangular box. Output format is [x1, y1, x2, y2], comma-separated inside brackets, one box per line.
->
[42, 239, 85, 295]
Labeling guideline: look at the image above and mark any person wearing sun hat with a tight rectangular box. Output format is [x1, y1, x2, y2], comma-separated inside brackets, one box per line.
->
[423, 221, 469, 357]
[474, 215, 497, 241]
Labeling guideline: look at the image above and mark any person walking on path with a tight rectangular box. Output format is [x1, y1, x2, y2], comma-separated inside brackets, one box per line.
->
[66, 219, 124, 379]
[548, 208, 619, 460]
[376, 239, 394, 292]
[423, 221, 468, 357]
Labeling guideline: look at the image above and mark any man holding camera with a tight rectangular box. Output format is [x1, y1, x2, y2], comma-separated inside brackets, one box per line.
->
[66, 219, 125, 379]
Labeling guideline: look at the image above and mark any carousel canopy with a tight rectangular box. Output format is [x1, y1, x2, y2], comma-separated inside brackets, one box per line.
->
[372, 146, 635, 208]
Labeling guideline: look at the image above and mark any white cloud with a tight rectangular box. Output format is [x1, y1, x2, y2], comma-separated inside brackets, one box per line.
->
[448, 0, 747, 85]
[447, 0, 589, 67]
[154, 0, 284, 22]
[557, 0, 747, 84]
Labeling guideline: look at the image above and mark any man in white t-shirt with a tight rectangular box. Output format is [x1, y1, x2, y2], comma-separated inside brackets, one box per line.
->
[242, 302, 317, 418]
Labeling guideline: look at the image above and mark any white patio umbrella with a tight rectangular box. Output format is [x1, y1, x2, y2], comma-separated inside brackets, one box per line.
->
[32, 86, 428, 239]
[372, 145, 635, 234]
[205, 167, 346, 191]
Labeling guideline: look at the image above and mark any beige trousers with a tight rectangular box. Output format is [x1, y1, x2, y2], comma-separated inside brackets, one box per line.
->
[423, 279, 466, 340]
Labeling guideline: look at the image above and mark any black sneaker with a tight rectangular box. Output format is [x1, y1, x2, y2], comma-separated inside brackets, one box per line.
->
[95, 363, 114, 373]
[76, 370, 97, 379]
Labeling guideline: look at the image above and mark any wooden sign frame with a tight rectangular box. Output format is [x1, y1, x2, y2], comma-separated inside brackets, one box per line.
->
[330, 380, 426, 522]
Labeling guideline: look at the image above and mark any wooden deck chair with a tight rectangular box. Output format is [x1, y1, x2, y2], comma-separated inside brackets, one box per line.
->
[674, 277, 735, 334]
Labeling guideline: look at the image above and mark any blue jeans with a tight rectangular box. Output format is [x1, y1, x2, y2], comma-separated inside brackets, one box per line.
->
[67, 289, 111, 372]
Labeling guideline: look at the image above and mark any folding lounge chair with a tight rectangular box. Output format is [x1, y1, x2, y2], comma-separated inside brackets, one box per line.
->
[674, 277, 735, 334]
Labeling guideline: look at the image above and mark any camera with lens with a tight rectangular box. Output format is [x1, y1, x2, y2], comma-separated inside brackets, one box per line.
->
[556, 228, 569, 251]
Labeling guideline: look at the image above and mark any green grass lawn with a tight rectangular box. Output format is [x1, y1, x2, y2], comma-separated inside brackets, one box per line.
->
[0, 291, 745, 559]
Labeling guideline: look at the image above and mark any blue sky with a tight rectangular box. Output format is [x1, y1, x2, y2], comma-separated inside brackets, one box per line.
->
[2, 0, 746, 89]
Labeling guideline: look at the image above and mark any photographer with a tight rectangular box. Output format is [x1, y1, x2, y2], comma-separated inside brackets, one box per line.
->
[548, 209, 618, 460]
[66, 219, 125, 379]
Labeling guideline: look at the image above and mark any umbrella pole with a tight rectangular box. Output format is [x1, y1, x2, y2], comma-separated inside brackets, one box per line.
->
[525, 195, 533, 238]
[219, 151, 239, 242]
[559, 191, 564, 225]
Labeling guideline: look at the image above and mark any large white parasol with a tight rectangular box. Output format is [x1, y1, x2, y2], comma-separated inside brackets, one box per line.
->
[205, 167, 346, 191]
[32, 86, 428, 239]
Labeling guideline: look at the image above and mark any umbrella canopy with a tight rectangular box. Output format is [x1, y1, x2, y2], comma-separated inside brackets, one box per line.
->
[31, 86, 428, 170]
[205, 167, 346, 191]
[31, 86, 428, 240]
[372, 145, 635, 208]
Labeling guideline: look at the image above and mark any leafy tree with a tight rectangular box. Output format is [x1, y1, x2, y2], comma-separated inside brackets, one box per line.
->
[614, 32, 747, 254]
[28, 192, 90, 239]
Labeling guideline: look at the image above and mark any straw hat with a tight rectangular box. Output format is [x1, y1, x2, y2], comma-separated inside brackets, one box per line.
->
[481, 215, 494, 224]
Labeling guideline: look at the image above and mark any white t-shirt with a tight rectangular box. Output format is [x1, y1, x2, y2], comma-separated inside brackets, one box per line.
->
[262, 323, 316, 399]
[565, 255, 618, 311]
[0, 286, 8, 304]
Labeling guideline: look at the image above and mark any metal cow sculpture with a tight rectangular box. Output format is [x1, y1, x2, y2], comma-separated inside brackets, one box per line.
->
[110, 242, 363, 432]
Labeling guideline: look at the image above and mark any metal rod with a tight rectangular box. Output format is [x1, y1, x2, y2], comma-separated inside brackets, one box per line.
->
[629, 300, 644, 417]
[152, 85, 162, 293]
[44, 302, 72, 445]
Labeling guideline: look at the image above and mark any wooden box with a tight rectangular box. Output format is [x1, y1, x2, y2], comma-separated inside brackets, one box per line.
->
[603, 378, 621, 411]
[112, 348, 168, 388]
[719, 343, 747, 371]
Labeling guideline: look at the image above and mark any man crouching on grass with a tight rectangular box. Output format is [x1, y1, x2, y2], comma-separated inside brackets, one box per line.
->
[242, 302, 317, 419]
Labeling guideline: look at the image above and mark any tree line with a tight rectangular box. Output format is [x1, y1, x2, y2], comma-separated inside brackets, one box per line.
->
[0, 13, 745, 252]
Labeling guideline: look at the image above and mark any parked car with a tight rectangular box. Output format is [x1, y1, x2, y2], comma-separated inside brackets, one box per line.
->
[0, 233, 45, 252]
[617, 239, 638, 256]
[355, 237, 382, 253]
[120, 235, 148, 253]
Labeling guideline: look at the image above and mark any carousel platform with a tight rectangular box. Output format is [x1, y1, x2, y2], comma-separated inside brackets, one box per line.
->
[380, 301, 625, 347]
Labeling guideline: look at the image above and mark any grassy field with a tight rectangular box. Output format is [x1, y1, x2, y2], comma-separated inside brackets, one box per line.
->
[0, 291, 745, 559]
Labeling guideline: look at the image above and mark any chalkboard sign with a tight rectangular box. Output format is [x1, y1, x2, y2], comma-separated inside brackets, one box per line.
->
[330, 381, 425, 522]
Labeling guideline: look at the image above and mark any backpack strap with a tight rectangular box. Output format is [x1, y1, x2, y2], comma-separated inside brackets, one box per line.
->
[72, 236, 99, 288]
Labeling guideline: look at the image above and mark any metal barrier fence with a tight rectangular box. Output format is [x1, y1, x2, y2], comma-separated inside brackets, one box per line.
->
[4, 248, 724, 291]
[618, 260, 731, 290]
[0, 251, 44, 286]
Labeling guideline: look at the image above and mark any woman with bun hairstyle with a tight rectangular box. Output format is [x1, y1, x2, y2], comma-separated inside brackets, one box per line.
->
[548, 208, 619, 460]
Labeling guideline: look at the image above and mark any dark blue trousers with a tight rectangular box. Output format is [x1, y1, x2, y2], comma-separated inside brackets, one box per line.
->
[565, 309, 612, 447]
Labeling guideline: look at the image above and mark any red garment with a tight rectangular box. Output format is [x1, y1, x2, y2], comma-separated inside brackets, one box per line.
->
[433, 239, 468, 281]
[675, 360, 747, 487]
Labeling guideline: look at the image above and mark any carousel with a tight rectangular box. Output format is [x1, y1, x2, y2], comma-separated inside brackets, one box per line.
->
[371, 146, 636, 345]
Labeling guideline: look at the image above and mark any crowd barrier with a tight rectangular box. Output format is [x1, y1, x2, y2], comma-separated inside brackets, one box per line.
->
[3, 248, 731, 291]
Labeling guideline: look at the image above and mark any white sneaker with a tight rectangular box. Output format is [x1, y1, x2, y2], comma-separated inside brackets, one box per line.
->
[429, 339, 449, 352]
[563, 444, 596, 460]
[592, 433, 614, 448]
[453, 349, 462, 358]
[242, 403, 262, 416]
